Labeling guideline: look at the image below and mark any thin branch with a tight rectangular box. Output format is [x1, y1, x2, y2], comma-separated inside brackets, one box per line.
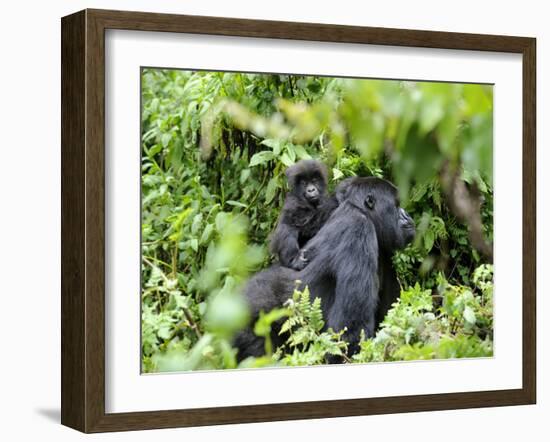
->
[142, 255, 172, 269]
[341, 353, 353, 364]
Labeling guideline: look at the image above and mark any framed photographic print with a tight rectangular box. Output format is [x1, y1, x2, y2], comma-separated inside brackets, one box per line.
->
[61, 9, 536, 433]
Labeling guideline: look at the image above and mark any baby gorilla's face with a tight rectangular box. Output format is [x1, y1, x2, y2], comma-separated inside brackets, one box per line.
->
[299, 175, 323, 205]
[285, 159, 329, 207]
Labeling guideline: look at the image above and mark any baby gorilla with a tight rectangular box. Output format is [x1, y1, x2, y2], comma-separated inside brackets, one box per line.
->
[270, 160, 338, 269]
[235, 177, 415, 360]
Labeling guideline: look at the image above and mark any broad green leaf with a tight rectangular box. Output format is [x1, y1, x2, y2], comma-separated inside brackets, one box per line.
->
[161, 132, 172, 148]
[463, 306, 476, 325]
[280, 152, 294, 167]
[240, 168, 251, 184]
[254, 308, 290, 337]
[200, 223, 214, 244]
[148, 144, 162, 157]
[191, 213, 203, 235]
[260, 138, 282, 155]
[285, 145, 296, 162]
[265, 177, 278, 204]
[249, 151, 274, 167]
[294, 145, 311, 160]
[215, 212, 229, 232]
[332, 168, 344, 181]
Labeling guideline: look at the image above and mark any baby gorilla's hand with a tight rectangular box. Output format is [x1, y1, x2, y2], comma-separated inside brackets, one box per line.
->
[291, 248, 309, 271]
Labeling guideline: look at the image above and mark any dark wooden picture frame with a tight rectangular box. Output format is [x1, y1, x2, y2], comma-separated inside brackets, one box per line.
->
[61, 8, 536, 433]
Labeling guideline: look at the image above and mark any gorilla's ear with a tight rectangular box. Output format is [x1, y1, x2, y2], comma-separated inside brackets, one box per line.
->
[335, 177, 355, 203]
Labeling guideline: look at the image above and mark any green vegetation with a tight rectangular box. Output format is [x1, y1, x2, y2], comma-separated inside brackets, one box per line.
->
[141, 69, 493, 372]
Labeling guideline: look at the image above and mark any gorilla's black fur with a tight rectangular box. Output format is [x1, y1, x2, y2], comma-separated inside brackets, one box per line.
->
[235, 177, 415, 360]
[269, 160, 338, 269]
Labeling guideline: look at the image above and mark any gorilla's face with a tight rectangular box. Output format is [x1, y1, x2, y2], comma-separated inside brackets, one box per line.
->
[286, 160, 329, 207]
[339, 177, 415, 252]
[394, 206, 416, 249]
[296, 174, 324, 206]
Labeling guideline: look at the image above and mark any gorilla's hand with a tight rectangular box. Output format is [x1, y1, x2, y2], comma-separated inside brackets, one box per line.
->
[290, 248, 310, 271]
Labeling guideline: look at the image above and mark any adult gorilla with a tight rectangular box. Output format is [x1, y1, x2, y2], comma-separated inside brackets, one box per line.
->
[235, 177, 415, 360]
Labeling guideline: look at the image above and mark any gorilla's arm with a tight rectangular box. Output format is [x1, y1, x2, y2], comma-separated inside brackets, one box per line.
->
[269, 220, 300, 268]
[287, 191, 343, 271]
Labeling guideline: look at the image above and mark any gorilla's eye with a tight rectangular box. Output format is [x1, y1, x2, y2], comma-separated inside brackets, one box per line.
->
[364, 195, 375, 210]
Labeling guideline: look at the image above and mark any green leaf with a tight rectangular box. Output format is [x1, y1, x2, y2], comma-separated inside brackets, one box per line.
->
[161, 132, 172, 148]
[463, 306, 476, 325]
[191, 213, 203, 235]
[158, 326, 172, 340]
[265, 177, 278, 204]
[423, 230, 435, 251]
[419, 100, 444, 134]
[254, 308, 290, 337]
[260, 138, 282, 155]
[200, 224, 214, 244]
[148, 144, 162, 157]
[240, 169, 251, 184]
[294, 145, 311, 160]
[249, 150, 274, 167]
[285, 145, 296, 162]
[280, 152, 294, 167]
[226, 200, 248, 209]
[168, 208, 194, 242]
[215, 212, 229, 232]
[332, 168, 344, 181]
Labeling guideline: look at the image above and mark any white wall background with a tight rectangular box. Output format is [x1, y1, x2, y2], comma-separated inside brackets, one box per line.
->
[0, 0, 546, 439]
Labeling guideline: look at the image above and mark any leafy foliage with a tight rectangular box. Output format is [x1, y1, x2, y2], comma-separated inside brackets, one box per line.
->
[140, 68, 494, 372]
[275, 288, 349, 366]
[353, 264, 493, 363]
